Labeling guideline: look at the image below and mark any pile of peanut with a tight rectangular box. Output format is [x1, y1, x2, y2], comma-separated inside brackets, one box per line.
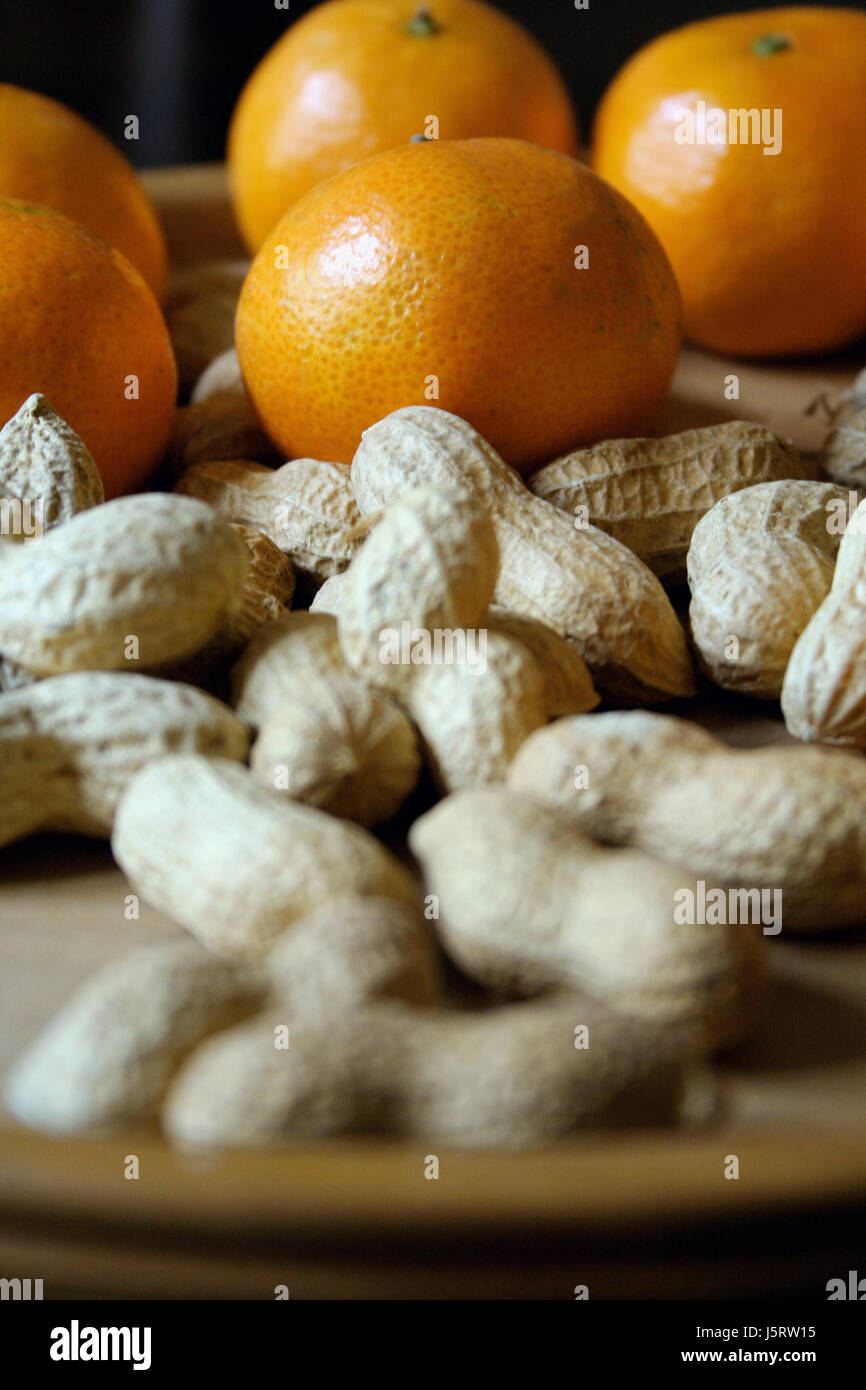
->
[2, 270, 865, 1151]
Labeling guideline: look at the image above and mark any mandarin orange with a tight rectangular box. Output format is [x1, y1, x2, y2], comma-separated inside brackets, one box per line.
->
[228, 0, 580, 252]
[0, 84, 167, 299]
[0, 200, 177, 498]
[235, 137, 682, 472]
[593, 7, 866, 357]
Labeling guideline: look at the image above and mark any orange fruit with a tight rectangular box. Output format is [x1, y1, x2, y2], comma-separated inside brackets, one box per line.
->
[0, 200, 177, 498]
[593, 7, 866, 357]
[235, 137, 682, 472]
[0, 84, 167, 299]
[228, 0, 580, 252]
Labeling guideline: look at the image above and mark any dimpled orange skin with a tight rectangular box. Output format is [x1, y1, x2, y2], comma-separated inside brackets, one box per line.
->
[0, 201, 177, 498]
[593, 8, 866, 358]
[227, 0, 580, 252]
[0, 84, 167, 299]
[235, 138, 682, 473]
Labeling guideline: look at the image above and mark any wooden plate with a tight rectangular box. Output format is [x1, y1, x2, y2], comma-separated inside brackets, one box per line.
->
[1, 166, 864, 1299]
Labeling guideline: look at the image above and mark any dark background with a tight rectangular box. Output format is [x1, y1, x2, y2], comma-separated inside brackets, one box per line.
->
[1, 0, 862, 167]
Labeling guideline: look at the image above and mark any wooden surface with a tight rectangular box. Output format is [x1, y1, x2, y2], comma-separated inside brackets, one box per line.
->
[0, 164, 864, 1300]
